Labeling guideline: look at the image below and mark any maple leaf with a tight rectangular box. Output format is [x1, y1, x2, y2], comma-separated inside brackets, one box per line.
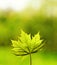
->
[11, 30, 45, 65]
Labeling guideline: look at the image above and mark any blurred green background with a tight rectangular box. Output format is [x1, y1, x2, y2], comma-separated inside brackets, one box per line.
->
[0, 0, 57, 65]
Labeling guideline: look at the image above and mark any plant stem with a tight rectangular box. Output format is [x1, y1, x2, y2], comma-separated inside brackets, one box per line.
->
[30, 53, 32, 65]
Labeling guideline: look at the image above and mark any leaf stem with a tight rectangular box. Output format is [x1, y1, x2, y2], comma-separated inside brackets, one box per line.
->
[30, 53, 32, 65]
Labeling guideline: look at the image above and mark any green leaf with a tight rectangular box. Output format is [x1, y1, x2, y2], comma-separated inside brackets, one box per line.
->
[11, 30, 45, 56]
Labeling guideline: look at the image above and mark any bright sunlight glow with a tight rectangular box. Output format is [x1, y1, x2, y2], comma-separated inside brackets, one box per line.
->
[32, 0, 43, 10]
[0, 0, 43, 11]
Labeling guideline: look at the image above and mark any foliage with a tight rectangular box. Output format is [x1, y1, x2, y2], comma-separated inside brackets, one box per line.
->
[11, 30, 44, 56]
